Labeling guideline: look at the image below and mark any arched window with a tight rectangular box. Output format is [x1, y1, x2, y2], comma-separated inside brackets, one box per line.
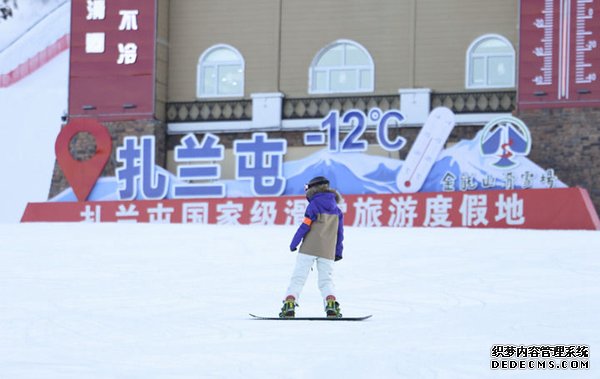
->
[197, 44, 244, 98]
[466, 34, 515, 89]
[309, 40, 374, 94]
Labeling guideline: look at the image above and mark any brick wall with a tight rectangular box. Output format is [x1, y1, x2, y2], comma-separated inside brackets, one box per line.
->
[517, 107, 600, 214]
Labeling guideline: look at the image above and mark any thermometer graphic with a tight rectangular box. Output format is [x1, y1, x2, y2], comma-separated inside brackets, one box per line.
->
[532, 0, 554, 86]
[396, 107, 455, 193]
[574, 0, 597, 85]
[522, 0, 598, 107]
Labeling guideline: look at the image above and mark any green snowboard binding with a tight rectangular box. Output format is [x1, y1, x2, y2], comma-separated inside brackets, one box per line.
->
[325, 296, 342, 318]
[279, 296, 297, 318]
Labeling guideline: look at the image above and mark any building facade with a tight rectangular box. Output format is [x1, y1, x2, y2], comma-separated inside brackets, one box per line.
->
[52, 0, 600, 214]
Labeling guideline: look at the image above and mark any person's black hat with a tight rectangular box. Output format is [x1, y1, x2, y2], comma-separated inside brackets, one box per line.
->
[304, 176, 330, 191]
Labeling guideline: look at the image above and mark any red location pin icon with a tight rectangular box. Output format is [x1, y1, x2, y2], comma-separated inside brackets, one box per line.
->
[55, 118, 112, 202]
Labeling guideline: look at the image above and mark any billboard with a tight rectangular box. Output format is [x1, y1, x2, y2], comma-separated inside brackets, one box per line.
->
[68, 0, 156, 120]
[22, 108, 600, 230]
[52, 109, 567, 201]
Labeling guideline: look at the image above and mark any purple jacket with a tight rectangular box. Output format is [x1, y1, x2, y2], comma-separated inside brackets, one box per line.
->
[290, 190, 344, 261]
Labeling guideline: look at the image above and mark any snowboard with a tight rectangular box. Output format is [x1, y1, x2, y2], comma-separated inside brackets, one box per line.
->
[249, 313, 372, 321]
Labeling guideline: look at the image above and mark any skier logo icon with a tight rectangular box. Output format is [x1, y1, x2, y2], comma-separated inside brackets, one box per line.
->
[480, 116, 531, 169]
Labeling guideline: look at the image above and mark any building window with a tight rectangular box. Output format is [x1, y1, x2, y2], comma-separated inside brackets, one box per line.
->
[197, 44, 244, 98]
[309, 40, 374, 94]
[466, 34, 515, 89]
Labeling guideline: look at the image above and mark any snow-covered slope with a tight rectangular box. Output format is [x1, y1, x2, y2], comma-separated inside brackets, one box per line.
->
[0, 0, 69, 74]
[0, 0, 66, 52]
[0, 1, 69, 223]
[0, 223, 598, 378]
[0, 52, 68, 222]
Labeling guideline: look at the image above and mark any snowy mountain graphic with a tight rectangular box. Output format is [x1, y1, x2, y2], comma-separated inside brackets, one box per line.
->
[424, 129, 565, 191]
[283, 149, 401, 195]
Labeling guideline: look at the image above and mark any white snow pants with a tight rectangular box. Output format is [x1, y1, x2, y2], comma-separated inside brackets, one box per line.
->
[285, 253, 336, 302]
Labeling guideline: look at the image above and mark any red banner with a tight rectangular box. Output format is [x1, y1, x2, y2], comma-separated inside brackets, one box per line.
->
[68, 0, 156, 120]
[21, 188, 600, 230]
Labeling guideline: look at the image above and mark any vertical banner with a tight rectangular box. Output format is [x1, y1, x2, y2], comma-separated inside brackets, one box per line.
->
[518, 0, 600, 108]
[68, 0, 157, 120]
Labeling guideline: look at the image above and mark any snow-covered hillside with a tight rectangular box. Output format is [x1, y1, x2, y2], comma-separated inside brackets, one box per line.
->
[0, 0, 66, 51]
[0, 1, 69, 223]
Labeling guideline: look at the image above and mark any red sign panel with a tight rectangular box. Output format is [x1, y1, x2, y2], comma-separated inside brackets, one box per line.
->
[21, 188, 600, 230]
[68, 0, 156, 120]
[519, 0, 600, 109]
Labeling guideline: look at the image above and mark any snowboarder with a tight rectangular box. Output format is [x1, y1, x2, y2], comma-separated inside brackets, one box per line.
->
[279, 176, 344, 318]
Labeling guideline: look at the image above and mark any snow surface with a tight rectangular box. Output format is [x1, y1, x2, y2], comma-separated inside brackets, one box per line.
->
[0, 51, 68, 223]
[0, 223, 599, 378]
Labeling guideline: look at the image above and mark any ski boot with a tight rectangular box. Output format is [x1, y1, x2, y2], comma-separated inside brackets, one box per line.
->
[279, 295, 297, 318]
[325, 295, 342, 318]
